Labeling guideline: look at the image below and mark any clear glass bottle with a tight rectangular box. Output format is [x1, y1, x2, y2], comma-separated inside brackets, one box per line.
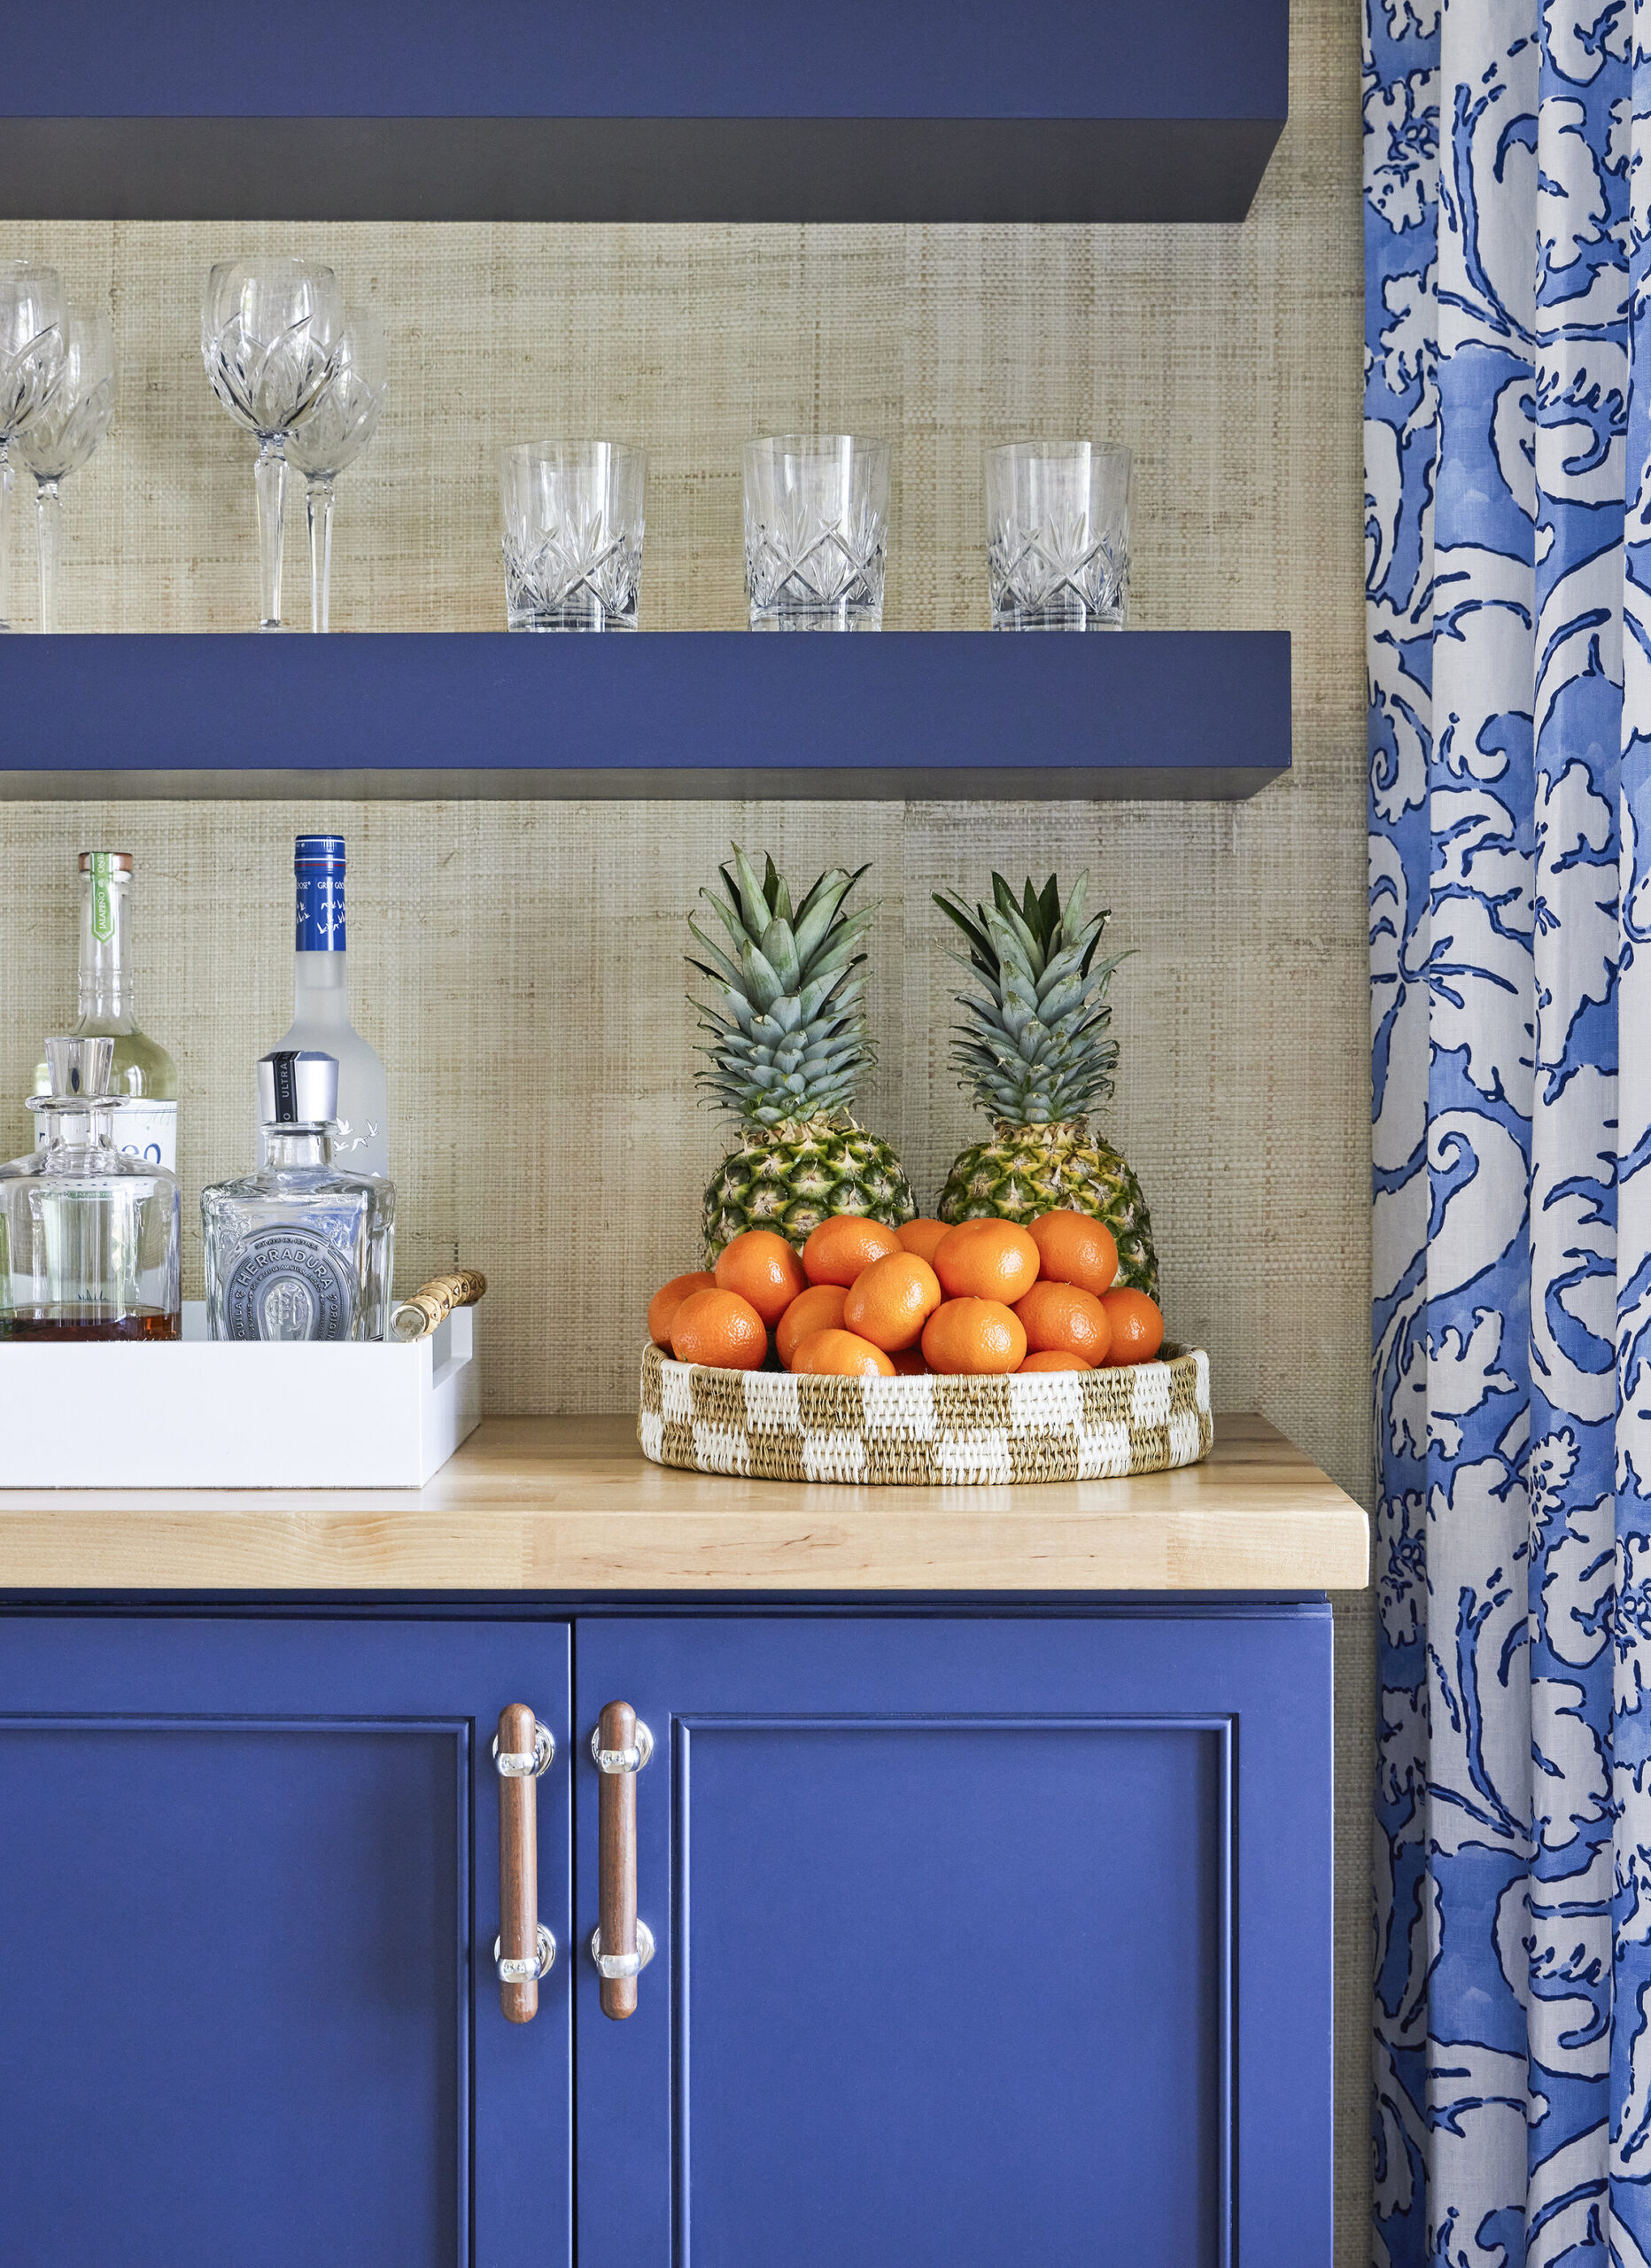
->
[262, 835, 388, 1179]
[33, 851, 179, 1171]
[206, 1050, 395, 1343]
[2, 1037, 181, 1340]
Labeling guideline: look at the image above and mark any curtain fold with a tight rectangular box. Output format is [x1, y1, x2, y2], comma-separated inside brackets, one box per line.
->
[1367, 0, 1651, 2260]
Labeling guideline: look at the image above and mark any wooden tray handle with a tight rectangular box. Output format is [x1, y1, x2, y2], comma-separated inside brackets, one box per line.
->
[391, 1268, 487, 1342]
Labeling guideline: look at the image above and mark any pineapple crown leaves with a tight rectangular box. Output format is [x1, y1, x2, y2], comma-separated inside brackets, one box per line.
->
[933, 870, 1131, 1126]
[688, 847, 878, 1129]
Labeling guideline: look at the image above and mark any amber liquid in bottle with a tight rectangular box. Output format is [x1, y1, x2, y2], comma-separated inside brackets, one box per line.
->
[0, 1305, 180, 1341]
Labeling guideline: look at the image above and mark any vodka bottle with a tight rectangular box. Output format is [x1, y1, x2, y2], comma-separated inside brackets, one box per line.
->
[33, 851, 178, 1171]
[206, 1050, 395, 1342]
[263, 835, 389, 1179]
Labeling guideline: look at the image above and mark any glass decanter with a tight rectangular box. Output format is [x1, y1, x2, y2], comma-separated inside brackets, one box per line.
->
[203, 1049, 395, 1343]
[0, 1037, 182, 1341]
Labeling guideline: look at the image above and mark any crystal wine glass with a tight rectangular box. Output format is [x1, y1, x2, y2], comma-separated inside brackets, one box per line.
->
[0, 260, 65, 633]
[283, 308, 387, 633]
[201, 259, 342, 631]
[11, 310, 115, 635]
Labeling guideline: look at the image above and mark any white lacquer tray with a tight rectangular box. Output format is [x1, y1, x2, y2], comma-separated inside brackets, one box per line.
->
[0, 1302, 481, 1489]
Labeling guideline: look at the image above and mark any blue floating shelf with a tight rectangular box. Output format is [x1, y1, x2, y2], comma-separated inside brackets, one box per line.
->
[2, 0, 1286, 222]
[0, 632, 1290, 801]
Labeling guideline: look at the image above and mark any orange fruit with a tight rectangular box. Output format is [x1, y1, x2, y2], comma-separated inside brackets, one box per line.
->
[920, 1296, 1027, 1376]
[669, 1287, 768, 1371]
[889, 1346, 929, 1375]
[842, 1252, 943, 1352]
[776, 1283, 849, 1369]
[714, 1228, 808, 1326]
[1027, 1211, 1119, 1297]
[895, 1217, 951, 1263]
[802, 1214, 903, 1287]
[790, 1327, 897, 1379]
[647, 1270, 716, 1348]
[933, 1218, 1040, 1304]
[1013, 1280, 1112, 1366]
[1018, 1349, 1092, 1373]
[1100, 1288, 1165, 1366]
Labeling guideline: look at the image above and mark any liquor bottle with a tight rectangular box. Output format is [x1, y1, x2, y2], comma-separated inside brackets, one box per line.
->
[2, 1037, 181, 1340]
[262, 834, 389, 1180]
[205, 1050, 395, 1343]
[32, 851, 178, 1171]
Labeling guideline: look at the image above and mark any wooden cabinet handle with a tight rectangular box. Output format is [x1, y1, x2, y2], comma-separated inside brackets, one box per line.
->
[591, 1699, 655, 2020]
[494, 1703, 555, 2023]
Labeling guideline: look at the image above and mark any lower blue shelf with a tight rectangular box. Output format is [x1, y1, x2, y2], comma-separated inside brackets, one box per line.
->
[0, 631, 1291, 800]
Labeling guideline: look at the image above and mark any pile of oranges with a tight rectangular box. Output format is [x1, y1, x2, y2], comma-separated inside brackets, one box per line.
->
[647, 1212, 1166, 1379]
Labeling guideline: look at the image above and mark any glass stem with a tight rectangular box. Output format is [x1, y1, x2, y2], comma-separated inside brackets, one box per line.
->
[254, 437, 287, 632]
[0, 443, 12, 633]
[35, 478, 62, 636]
[306, 477, 336, 633]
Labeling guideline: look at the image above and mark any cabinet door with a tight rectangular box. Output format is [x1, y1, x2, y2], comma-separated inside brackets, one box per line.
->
[0, 1613, 570, 2268]
[575, 1609, 1329, 2268]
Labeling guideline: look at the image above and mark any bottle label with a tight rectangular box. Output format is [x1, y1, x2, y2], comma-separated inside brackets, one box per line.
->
[296, 871, 345, 953]
[35, 1099, 176, 1172]
[89, 852, 116, 943]
[221, 1227, 358, 1341]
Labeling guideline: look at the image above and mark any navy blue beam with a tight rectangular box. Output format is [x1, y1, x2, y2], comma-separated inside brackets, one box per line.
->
[0, 632, 1291, 802]
[2, 0, 1286, 223]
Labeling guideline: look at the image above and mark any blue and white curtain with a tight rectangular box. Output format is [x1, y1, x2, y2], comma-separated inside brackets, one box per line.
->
[1367, 0, 1651, 2258]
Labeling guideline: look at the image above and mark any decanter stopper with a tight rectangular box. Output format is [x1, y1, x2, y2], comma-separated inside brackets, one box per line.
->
[44, 1035, 115, 1099]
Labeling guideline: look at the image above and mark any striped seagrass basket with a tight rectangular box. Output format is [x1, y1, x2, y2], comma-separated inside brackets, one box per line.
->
[638, 1340, 1213, 1486]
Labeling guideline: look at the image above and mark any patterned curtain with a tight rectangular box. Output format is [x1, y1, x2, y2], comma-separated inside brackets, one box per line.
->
[1367, 0, 1651, 2260]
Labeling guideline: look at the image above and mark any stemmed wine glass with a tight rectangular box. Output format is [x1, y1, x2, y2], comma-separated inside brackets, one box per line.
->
[283, 308, 388, 633]
[0, 261, 65, 633]
[12, 310, 115, 634]
[201, 258, 341, 631]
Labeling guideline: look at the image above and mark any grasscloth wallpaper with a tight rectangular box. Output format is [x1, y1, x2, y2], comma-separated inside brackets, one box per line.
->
[0, 0, 1368, 2247]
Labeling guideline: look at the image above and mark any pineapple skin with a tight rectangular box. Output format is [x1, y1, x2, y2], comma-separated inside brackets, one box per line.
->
[937, 1118, 1159, 1301]
[703, 1117, 916, 1263]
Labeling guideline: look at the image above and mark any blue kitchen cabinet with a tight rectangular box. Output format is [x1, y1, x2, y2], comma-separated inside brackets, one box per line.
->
[575, 1604, 1333, 2268]
[0, 1614, 572, 2268]
[0, 1601, 1331, 2266]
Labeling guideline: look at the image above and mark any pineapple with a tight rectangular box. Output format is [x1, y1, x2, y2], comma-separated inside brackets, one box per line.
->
[933, 870, 1159, 1300]
[691, 848, 916, 1262]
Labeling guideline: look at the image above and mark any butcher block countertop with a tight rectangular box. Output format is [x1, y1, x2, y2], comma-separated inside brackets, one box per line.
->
[0, 1411, 1368, 1593]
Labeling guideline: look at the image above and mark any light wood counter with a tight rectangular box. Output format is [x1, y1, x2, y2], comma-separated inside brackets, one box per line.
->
[0, 1411, 1368, 1593]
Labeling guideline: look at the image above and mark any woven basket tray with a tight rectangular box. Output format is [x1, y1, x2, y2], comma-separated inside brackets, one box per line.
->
[638, 1340, 1213, 1486]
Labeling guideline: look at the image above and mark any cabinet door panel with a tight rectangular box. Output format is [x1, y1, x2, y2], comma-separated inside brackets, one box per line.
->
[0, 1615, 571, 2268]
[574, 1611, 1329, 2268]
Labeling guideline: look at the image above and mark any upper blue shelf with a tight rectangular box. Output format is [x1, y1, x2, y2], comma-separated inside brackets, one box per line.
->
[0, 0, 1287, 222]
[0, 631, 1290, 801]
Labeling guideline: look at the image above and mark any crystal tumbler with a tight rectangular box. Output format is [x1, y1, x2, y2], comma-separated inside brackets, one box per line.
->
[986, 441, 1130, 630]
[742, 435, 888, 631]
[0, 1037, 181, 1340]
[500, 441, 646, 631]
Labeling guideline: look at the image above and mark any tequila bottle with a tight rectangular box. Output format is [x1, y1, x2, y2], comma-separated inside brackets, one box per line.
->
[206, 1050, 395, 1343]
[262, 835, 388, 1179]
[2, 1037, 182, 1340]
[33, 851, 178, 1171]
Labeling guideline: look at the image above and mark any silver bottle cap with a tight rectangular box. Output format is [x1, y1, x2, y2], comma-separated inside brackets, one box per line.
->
[257, 1049, 338, 1128]
[43, 1035, 116, 1101]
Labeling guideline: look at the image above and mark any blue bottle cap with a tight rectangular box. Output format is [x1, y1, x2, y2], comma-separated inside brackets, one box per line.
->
[295, 835, 345, 870]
